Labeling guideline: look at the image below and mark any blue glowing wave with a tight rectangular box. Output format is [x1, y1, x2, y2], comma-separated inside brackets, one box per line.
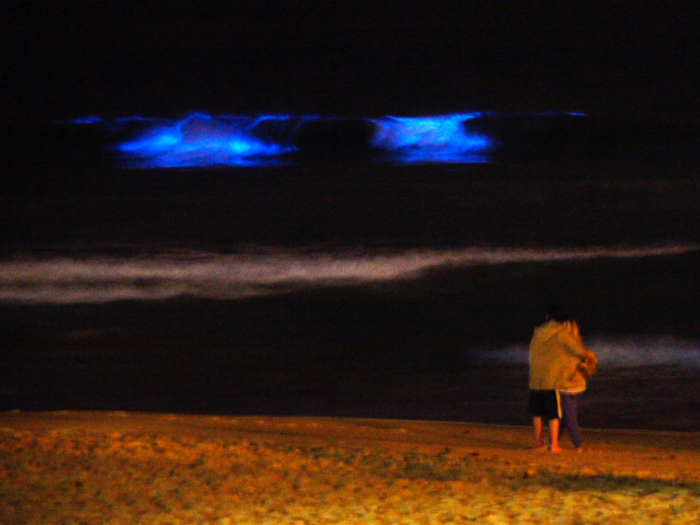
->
[112, 112, 493, 168]
[370, 113, 491, 164]
[64, 110, 586, 168]
[116, 113, 305, 168]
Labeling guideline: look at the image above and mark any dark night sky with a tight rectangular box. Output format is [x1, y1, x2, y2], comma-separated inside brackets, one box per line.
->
[2, 2, 698, 126]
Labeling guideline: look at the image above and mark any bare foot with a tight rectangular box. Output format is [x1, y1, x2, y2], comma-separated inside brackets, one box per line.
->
[532, 444, 547, 452]
[549, 445, 563, 453]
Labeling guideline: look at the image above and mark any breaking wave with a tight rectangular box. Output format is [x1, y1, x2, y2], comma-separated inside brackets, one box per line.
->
[0, 244, 695, 305]
[62, 111, 586, 167]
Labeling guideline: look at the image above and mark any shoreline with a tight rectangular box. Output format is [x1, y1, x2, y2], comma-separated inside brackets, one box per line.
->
[3, 252, 700, 434]
[4, 363, 700, 433]
[4, 409, 700, 450]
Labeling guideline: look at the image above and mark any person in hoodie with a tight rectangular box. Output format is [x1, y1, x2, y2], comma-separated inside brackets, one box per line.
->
[557, 319, 596, 452]
[528, 306, 590, 452]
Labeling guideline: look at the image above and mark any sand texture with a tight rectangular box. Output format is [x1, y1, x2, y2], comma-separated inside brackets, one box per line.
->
[2, 412, 700, 524]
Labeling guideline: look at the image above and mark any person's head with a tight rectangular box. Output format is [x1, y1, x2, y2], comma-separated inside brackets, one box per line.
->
[545, 303, 572, 323]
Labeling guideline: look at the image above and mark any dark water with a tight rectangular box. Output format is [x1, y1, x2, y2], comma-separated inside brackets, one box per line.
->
[2, 113, 700, 432]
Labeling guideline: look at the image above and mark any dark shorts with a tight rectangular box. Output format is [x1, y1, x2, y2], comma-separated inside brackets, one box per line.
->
[528, 390, 561, 419]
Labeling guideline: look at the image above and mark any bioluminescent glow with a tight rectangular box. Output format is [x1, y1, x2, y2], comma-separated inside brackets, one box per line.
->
[70, 116, 105, 125]
[370, 113, 491, 164]
[116, 113, 301, 168]
[62, 110, 589, 167]
[537, 111, 587, 117]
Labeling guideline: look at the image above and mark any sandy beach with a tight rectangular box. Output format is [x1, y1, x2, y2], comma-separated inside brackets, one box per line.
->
[2, 411, 700, 524]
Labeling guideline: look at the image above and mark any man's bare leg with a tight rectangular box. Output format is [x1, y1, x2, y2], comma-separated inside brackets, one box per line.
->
[549, 418, 562, 452]
[532, 417, 546, 449]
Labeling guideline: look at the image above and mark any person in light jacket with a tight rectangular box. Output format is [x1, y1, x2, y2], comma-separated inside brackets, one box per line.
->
[557, 320, 594, 452]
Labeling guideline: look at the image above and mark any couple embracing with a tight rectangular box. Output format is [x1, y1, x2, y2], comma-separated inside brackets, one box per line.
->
[528, 305, 598, 453]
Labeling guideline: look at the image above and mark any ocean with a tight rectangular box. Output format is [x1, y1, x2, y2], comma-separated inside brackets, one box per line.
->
[2, 112, 700, 432]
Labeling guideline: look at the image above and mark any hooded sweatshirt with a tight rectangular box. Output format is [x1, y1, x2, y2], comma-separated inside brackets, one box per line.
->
[529, 319, 589, 391]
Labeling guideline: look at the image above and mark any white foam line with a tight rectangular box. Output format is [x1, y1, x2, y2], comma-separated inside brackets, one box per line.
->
[470, 336, 700, 368]
[0, 244, 697, 304]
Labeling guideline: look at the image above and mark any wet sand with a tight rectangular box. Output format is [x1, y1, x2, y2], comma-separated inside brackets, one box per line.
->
[2, 411, 700, 524]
